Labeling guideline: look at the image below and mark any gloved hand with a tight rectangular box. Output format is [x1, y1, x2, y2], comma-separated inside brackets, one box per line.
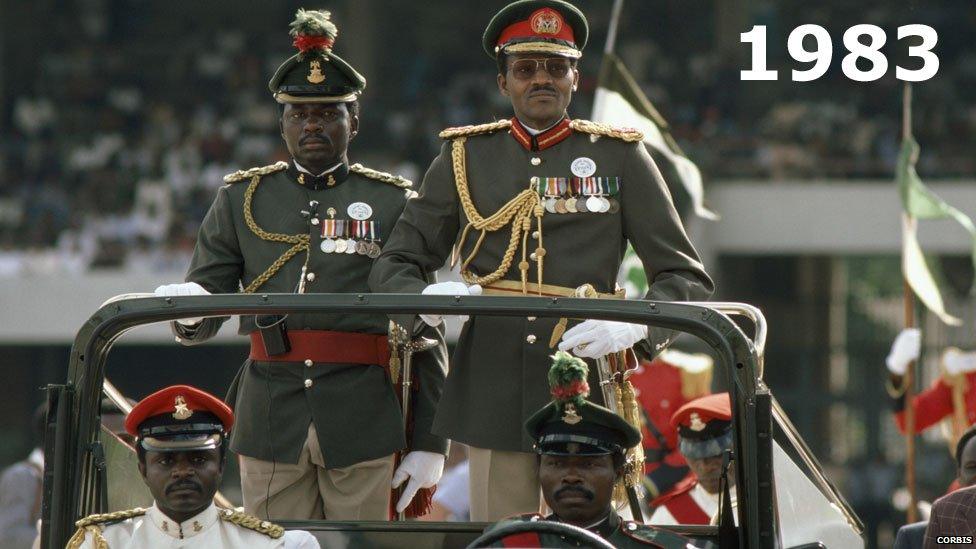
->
[154, 282, 210, 326]
[558, 319, 648, 359]
[943, 348, 976, 376]
[391, 451, 445, 513]
[886, 328, 921, 376]
[419, 282, 482, 326]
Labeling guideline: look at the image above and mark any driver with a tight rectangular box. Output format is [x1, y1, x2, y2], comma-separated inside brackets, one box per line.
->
[66, 385, 318, 548]
[481, 352, 692, 547]
[649, 392, 735, 525]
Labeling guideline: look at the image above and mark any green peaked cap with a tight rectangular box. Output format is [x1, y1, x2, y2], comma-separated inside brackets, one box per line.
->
[524, 351, 640, 455]
[268, 9, 366, 104]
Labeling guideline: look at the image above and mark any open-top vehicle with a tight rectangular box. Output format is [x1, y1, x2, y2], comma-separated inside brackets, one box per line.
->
[39, 292, 864, 548]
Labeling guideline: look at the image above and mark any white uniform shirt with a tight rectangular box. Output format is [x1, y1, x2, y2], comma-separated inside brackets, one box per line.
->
[73, 503, 319, 548]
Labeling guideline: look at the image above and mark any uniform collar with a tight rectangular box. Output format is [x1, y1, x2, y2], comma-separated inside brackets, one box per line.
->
[547, 508, 618, 538]
[510, 116, 572, 152]
[148, 502, 219, 540]
[287, 159, 350, 190]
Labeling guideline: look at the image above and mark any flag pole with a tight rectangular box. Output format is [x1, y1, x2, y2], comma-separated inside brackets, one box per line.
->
[603, 0, 625, 55]
[901, 81, 918, 524]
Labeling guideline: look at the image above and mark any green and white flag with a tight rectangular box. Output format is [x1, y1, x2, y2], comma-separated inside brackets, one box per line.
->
[897, 135, 976, 326]
[592, 52, 717, 222]
[593, 52, 714, 297]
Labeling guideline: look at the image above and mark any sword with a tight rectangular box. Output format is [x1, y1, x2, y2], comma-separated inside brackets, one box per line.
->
[395, 336, 438, 520]
[594, 356, 645, 523]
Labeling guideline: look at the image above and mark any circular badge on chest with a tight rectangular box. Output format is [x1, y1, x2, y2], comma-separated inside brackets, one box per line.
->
[347, 202, 373, 221]
[570, 157, 597, 178]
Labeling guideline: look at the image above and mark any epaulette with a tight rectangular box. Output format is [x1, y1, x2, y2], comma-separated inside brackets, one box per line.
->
[75, 507, 147, 528]
[223, 161, 289, 183]
[439, 119, 512, 139]
[350, 163, 412, 189]
[219, 508, 285, 539]
[569, 119, 644, 142]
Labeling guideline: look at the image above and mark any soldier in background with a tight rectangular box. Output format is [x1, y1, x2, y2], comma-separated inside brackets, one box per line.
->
[153, 9, 447, 520]
[369, 0, 712, 521]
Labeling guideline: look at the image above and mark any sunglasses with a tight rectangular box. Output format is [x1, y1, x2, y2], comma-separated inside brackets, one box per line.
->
[507, 58, 574, 81]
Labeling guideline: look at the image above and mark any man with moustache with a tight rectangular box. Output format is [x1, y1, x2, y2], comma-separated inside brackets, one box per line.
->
[66, 385, 318, 548]
[369, 0, 712, 521]
[477, 353, 694, 548]
[152, 9, 447, 520]
[649, 393, 734, 525]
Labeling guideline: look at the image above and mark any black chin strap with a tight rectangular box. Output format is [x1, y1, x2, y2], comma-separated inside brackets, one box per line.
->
[717, 449, 739, 548]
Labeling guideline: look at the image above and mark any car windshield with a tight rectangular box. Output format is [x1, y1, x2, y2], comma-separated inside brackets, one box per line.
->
[39, 293, 862, 549]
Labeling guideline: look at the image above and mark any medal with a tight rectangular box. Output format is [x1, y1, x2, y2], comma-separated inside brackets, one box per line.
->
[355, 240, 369, 255]
[320, 239, 337, 253]
[576, 196, 589, 213]
[607, 198, 620, 213]
[347, 202, 373, 221]
[545, 198, 557, 214]
[565, 197, 578, 213]
[570, 157, 597, 178]
[343, 238, 356, 253]
[367, 242, 382, 258]
[554, 198, 568, 214]
[335, 239, 347, 253]
[586, 195, 603, 213]
[599, 196, 611, 213]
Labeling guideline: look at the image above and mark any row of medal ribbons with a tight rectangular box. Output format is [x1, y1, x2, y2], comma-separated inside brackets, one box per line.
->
[534, 176, 621, 214]
[319, 218, 382, 258]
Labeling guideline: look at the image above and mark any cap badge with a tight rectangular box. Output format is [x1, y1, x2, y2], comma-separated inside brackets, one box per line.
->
[173, 395, 193, 420]
[689, 412, 705, 432]
[530, 8, 562, 35]
[307, 59, 326, 84]
[562, 403, 582, 425]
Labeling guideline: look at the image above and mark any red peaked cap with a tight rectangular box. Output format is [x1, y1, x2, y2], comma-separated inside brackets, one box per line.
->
[124, 385, 234, 436]
[670, 392, 731, 431]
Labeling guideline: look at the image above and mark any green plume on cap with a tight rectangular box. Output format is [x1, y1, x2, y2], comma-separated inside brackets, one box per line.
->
[548, 351, 591, 412]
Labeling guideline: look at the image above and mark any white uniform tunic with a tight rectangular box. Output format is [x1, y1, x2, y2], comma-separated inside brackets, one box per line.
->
[71, 503, 319, 548]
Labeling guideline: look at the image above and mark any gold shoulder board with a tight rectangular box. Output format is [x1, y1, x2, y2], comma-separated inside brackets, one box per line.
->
[219, 508, 285, 539]
[439, 119, 512, 140]
[223, 161, 289, 184]
[74, 507, 147, 528]
[350, 163, 413, 189]
[569, 119, 644, 142]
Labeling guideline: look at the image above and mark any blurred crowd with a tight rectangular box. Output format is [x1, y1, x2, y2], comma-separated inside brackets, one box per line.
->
[2, 1, 975, 274]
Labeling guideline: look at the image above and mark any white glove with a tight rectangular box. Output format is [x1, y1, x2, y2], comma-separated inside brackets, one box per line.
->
[558, 319, 648, 359]
[391, 451, 445, 514]
[154, 282, 210, 326]
[943, 348, 976, 376]
[886, 328, 921, 376]
[419, 282, 482, 326]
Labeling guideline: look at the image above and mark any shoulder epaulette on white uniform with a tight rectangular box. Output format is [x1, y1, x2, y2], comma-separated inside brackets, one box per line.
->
[219, 508, 285, 539]
[439, 119, 512, 140]
[223, 161, 289, 184]
[569, 119, 644, 142]
[350, 163, 413, 189]
[66, 508, 147, 549]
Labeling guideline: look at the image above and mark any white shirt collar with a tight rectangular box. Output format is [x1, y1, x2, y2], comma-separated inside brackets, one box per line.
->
[148, 502, 219, 539]
[294, 160, 342, 178]
[28, 447, 44, 469]
[517, 118, 562, 136]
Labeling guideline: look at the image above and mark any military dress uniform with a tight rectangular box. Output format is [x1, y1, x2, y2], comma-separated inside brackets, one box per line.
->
[630, 350, 713, 498]
[369, 0, 712, 521]
[479, 353, 695, 548]
[67, 385, 319, 548]
[172, 11, 447, 520]
[649, 393, 735, 526]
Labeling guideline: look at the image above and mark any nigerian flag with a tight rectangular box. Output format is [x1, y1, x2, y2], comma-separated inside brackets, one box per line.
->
[898, 135, 976, 325]
[592, 52, 714, 297]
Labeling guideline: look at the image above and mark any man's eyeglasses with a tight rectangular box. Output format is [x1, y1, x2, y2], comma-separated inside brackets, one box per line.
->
[507, 58, 574, 81]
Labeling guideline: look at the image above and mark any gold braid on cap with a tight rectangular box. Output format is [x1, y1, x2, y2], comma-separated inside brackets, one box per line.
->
[219, 508, 285, 538]
[449, 136, 545, 294]
[239, 165, 309, 293]
[66, 508, 148, 549]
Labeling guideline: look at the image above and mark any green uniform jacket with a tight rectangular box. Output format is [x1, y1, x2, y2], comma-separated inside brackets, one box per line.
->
[174, 161, 449, 468]
[484, 511, 695, 548]
[369, 119, 713, 453]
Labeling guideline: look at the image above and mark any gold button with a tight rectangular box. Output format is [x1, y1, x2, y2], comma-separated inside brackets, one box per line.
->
[531, 157, 542, 166]
[311, 218, 320, 226]
[304, 379, 312, 388]
[306, 272, 315, 281]
[526, 334, 537, 344]
[304, 359, 313, 367]
[530, 176, 540, 184]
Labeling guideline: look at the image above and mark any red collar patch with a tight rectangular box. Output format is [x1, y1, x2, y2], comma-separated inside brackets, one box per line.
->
[510, 117, 572, 152]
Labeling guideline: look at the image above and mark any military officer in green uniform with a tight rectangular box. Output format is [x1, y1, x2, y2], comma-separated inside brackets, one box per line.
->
[153, 9, 448, 520]
[474, 353, 696, 548]
[368, 0, 713, 520]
